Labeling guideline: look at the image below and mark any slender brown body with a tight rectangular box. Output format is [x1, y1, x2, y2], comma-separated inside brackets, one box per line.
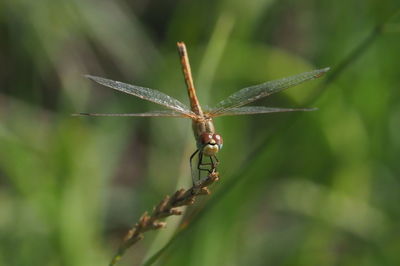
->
[177, 42, 218, 144]
[177, 42, 203, 117]
[177, 41, 222, 169]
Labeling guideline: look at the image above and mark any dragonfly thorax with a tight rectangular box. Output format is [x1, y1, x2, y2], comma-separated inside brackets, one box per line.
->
[192, 118, 214, 136]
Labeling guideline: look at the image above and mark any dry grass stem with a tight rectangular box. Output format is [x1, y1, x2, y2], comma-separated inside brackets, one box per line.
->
[109, 171, 220, 266]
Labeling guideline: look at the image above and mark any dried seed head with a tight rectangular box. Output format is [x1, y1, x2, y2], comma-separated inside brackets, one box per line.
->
[153, 221, 167, 229]
[171, 208, 183, 215]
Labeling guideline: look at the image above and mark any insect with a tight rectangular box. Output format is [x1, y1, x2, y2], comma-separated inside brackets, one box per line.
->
[75, 42, 329, 184]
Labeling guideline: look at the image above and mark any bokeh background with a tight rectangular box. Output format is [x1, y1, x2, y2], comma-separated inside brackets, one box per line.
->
[1, 0, 400, 265]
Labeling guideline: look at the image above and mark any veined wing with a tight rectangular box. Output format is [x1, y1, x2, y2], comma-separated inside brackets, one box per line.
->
[209, 68, 329, 115]
[86, 75, 196, 118]
[206, 106, 317, 117]
[72, 110, 191, 117]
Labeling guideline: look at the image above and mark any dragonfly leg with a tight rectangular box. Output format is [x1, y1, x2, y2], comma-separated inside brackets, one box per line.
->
[198, 152, 203, 182]
[209, 155, 216, 171]
[212, 155, 219, 169]
[202, 157, 214, 167]
[191, 149, 212, 184]
[192, 150, 218, 185]
[207, 155, 219, 173]
[190, 149, 200, 186]
[197, 152, 212, 184]
[198, 153, 215, 173]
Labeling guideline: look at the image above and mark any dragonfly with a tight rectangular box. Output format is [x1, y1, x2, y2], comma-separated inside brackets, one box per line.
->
[75, 42, 329, 184]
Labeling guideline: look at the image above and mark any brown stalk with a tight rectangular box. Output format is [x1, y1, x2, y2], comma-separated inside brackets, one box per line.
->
[109, 170, 220, 266]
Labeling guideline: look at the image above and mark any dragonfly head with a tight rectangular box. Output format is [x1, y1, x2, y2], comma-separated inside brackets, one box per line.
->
[199, 133, 223, 156]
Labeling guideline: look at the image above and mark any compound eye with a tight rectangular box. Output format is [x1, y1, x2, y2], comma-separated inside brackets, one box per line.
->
[200, 133, 213, 145]
[213, 134, 223, 146]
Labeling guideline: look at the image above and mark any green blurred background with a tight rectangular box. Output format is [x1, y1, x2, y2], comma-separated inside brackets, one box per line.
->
[1, 0, 400, 265]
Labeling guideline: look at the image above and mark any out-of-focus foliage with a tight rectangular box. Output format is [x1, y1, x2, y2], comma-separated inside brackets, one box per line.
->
[1, 0, 399, 265]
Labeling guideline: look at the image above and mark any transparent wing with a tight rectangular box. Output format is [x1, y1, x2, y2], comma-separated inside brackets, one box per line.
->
[209, 68, 329, 115]
[207, 106, 317, 117]
[72, 110, 192, 118]
[86, 75, 196, 118]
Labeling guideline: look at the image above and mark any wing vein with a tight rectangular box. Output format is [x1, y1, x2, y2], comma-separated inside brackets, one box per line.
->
[72, 110, 191, 117]
[209, 68, 329, 115]
[207, 106, 317, 117]
[85, 75, 196, 118]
